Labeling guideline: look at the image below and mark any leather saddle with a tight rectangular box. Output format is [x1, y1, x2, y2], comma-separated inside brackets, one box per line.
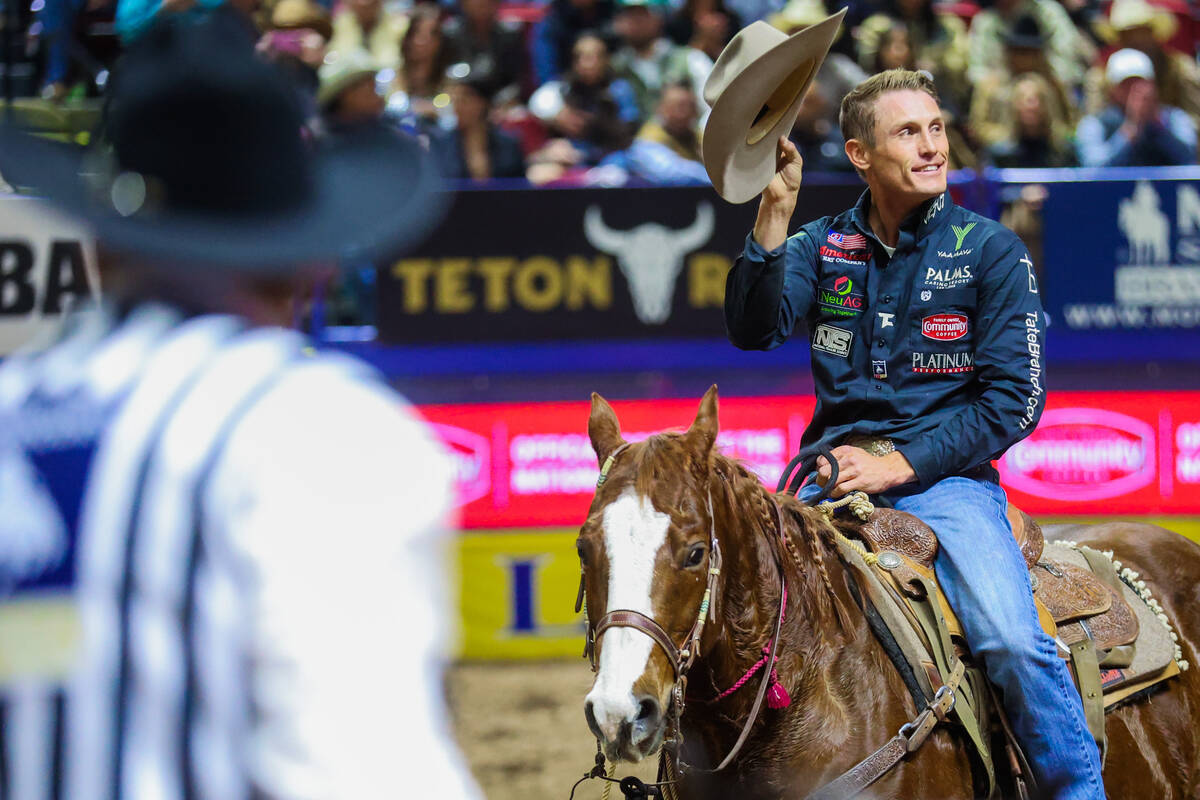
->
[855, 504, 1138, 654]
[826, 500, 1184, 796]
[845, 504, 1181, 739]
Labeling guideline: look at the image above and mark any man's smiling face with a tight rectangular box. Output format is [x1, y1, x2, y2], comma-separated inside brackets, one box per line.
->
[856, 89, 949, 206]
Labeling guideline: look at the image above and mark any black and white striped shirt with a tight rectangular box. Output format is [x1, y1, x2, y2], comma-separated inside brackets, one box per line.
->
[0, 304, 479, 800]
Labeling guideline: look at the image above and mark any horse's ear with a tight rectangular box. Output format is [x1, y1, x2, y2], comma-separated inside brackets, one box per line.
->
[685, 384, 719, 456]
[589, 392, 626, 464]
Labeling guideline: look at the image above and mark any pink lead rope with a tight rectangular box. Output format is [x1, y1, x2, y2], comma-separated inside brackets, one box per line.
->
[714, 585, 791, 709]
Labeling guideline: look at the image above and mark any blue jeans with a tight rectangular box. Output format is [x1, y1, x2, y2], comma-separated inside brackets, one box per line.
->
[802, 476, 1105, 800]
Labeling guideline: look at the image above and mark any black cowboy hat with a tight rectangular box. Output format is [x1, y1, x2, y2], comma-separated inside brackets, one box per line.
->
[0, 10, 446, 271]
[1003, 14, 1045, 50]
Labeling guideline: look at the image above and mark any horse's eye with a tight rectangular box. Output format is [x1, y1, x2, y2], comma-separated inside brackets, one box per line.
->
[576, 542, 588, 566]
[685, 543, 706, 568]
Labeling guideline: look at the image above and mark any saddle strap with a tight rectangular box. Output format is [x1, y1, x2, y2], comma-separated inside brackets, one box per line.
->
[1067, 629, 1109, 762]
[1066, 545, 1118, 761]
[807, 661, 966, 800]
[905, 575, 996, 794]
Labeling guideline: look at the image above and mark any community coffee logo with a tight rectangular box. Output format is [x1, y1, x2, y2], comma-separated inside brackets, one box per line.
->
[818, 276, 864, 317]
[1000, 409, 1155, 501]
[429, 423, 491, 506]
[922, 313, 968, 341]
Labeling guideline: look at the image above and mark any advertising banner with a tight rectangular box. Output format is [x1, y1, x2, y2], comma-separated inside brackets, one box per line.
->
[375, 183, 864, 343]
[998, 392, 1200, 514]
[0, 196, 99, 356]
[422, 391, 1200, 529]
[1040, 177, 1200, 353]
[423, 395, 816, 528]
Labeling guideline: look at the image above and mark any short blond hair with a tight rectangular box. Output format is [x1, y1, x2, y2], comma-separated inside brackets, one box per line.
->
[839, 69, 940, 147]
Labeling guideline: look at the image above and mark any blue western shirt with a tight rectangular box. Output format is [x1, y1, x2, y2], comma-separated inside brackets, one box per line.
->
[724, 190, 1046, 488]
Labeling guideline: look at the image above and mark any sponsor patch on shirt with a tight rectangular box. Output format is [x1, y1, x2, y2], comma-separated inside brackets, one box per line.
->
[912, 351, 975, 373]
[872, 360, 888, 379]
[812, 324, 853, 357]
[922, 313, 969, 341]
[923, 265, 973, 289]
[819, 245, 870, 264]
[818, 276, 865, 317]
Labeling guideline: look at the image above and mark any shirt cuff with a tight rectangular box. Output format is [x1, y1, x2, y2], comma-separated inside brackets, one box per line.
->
[744, 232, 787, 263]
[896, 439, 940, 488]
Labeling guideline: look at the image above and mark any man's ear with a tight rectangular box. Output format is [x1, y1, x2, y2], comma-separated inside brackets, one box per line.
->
[845, 138, 870, 173]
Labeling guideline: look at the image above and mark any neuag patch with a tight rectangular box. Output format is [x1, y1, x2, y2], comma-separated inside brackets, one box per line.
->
[922, 313, 969, 341]
[818, 276, 865, 317]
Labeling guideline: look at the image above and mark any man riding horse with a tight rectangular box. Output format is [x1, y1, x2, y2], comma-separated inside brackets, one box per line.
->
[721, 69, 1104, 799]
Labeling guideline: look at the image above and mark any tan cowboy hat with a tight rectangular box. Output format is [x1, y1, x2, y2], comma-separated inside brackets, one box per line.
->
[769, 0, 842, 36]
[317, 51, 379, 109]
[270, 0, 334, 39]
[1095, 0, 1178, 43]
[701, 9, 846, 204]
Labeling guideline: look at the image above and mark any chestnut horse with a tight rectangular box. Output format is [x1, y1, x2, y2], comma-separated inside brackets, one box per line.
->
[577, 386, 1200, 799]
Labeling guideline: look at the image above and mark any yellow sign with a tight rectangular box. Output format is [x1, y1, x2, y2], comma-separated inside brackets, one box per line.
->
[457, 529, 586, 659]
[392, 253, 731, 316]
[0, 594, 81, 682]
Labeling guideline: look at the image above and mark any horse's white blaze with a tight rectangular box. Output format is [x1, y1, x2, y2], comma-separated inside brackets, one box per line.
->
[586, 489, 670, 743]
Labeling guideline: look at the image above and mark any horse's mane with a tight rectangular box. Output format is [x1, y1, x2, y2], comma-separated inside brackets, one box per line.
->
[631, 433, 857, 640]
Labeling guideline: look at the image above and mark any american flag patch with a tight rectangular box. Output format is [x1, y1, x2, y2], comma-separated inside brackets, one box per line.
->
[828, 230, 867, 250]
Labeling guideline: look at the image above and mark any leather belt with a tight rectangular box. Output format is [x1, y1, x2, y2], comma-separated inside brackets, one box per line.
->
[845, 436, 998, 484]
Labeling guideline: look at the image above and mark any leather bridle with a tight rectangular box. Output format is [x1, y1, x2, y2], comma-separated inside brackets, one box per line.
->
[576, 443, 789, 774]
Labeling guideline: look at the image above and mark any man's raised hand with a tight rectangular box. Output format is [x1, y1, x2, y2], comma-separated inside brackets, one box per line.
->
[753, 137, 804, 251]
[764, 136, 804, 205]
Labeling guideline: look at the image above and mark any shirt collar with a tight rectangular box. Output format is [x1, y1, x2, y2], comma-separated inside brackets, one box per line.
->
[848, 189, 955, 250]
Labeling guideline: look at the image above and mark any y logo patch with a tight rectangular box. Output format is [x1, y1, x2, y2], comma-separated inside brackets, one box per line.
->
[951, 222, 977, 251]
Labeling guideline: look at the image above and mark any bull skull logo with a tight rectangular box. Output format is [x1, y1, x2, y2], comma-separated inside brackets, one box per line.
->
[584, 203, 715, 324]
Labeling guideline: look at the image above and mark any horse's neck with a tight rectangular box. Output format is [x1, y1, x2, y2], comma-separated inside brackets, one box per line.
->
[694, 477, 918, 777]
[698, 471, 786, 689]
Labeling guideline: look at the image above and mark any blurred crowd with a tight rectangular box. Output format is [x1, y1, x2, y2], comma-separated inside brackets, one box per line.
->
[7, 0, 1200, 185]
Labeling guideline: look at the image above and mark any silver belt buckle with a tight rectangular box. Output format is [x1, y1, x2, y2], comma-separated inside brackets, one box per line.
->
[848, 436, 896, 458]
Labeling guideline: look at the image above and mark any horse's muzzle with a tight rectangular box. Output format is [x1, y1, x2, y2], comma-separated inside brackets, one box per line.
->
[585, 694, 665, 762]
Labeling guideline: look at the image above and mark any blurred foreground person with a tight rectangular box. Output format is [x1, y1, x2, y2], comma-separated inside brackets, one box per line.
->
[0, 13, 482, 800]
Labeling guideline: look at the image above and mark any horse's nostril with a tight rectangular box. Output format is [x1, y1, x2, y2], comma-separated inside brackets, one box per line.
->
[636, 697, 659, 723]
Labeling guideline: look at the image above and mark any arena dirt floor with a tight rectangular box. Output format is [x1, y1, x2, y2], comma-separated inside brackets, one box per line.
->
[449, 660, 660, 799]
